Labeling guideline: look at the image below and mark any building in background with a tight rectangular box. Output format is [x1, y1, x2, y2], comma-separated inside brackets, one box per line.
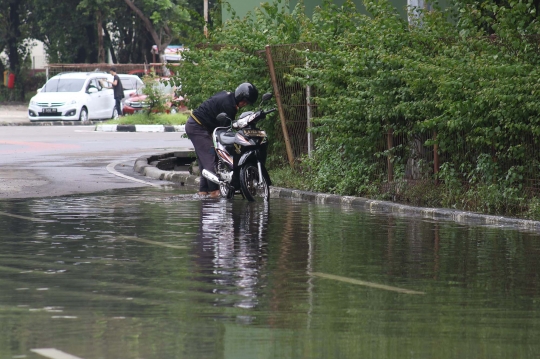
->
[222, 0, 447, 23]
[28, 40, 47, 71]
[0, 39, 47, 72]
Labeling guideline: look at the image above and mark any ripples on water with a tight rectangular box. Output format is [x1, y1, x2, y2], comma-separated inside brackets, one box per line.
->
[0, 187, 540, 358]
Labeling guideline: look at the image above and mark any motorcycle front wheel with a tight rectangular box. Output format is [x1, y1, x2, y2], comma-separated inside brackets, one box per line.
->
[220, 182, 234, 199]
[239, 163, 270, 202]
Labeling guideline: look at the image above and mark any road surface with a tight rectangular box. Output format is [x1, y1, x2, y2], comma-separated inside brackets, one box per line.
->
[0, 124, 193, 199]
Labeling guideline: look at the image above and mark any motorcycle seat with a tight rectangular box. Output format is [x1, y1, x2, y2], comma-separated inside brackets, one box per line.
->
[217, 131, 236, 145]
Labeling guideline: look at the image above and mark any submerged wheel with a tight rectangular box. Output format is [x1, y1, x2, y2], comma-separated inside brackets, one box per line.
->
[220, 182, 234, 199]
[239, 163, 269, 202]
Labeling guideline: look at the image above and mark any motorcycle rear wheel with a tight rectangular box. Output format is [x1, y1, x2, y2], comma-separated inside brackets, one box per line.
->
[239, 164, 269, 202]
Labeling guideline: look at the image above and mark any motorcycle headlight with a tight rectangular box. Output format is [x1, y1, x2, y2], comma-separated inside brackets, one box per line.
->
[233, 118, 249, 129]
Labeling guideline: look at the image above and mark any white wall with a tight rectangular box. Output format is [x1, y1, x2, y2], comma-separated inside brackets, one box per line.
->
[27, 39, 47, 69]
[0, 39, 48, 70]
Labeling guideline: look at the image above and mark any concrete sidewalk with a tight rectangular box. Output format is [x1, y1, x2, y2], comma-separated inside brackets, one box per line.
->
[0, 103, 28, 124]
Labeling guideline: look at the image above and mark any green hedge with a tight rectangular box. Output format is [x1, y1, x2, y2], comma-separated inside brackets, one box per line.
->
[291, 0, 540, 216]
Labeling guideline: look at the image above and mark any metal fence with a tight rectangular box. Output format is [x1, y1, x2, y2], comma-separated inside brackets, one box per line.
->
[263, 43, 320, 167]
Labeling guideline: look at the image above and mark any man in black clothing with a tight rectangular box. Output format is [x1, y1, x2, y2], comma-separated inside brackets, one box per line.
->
[106, 67, 124, 117]
[186, 82, 258, 198]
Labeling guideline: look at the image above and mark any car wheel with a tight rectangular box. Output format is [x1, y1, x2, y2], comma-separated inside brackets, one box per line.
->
[112, 107, 119, 119]
[170, 106, 178, 114]
[79, 107, 88, 122]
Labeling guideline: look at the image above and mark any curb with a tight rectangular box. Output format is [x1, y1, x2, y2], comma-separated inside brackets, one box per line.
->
[96, 124, 185, 132]
[134, 154, 200, 186]
[134, 151, 540, 232]
[270, 188, 540, 231]
[1, 120, 105, 126]
[0, 121, 186, 133]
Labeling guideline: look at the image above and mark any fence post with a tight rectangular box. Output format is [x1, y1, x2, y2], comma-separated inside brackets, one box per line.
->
[387, 127, 394, 182]
[305, 52, 314, 158]
[265, 45, 295, 168]
[433, 131, 439, 185]
[306, 84, 313, 158]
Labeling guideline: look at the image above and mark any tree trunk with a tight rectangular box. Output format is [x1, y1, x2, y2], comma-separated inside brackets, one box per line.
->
[104, 27, 117, 64]
[7, 0, 22, 100]
[97, 11, 105, 63]
[122, 0, 172, 64]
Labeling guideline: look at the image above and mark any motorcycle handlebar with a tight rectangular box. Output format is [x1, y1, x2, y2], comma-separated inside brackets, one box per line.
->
[232, 108, 277, 129]
[263, 108, 277, 116]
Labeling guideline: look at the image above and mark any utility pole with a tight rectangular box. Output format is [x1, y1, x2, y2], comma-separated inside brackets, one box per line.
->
[204, 0, 208, 38]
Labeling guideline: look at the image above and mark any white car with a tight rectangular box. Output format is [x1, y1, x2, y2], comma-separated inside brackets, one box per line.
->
[28, 72, 116, 122]
[118, 74, 144, 99]
[116, 74, 144, 110]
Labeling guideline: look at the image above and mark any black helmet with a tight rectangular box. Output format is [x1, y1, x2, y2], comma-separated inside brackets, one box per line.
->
[234, 82, 258, 105]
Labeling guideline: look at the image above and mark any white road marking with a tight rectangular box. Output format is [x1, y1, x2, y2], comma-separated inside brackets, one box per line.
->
[311, 272, 425, 295]
[31, 348, 84, 359]
[0, 211, 52, 223]
[106, 161, 161, 187]
[118, 235, 187, 249]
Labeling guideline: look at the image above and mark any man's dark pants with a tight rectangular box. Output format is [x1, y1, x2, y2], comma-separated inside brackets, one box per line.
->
[114, 98, 122, 116]
[185, 117, 218, 192]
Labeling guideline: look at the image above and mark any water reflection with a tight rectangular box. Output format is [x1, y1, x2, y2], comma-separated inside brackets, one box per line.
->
[192, 200, 269, 311]
[0, 189, 540, 358]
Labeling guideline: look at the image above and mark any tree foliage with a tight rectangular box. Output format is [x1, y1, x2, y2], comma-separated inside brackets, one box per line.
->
[0, 0, 35, 70]
[122, 0, 191, 63]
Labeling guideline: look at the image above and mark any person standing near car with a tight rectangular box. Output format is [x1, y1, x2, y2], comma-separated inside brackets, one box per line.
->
[106, 67, 124, 117]
[186, 83, 258, 198]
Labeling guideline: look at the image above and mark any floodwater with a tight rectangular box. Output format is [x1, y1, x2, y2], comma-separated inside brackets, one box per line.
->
[1, 188, 540, 359]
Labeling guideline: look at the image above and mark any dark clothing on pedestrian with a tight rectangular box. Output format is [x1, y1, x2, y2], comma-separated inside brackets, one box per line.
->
[112, 74, 124, 116]
[114, 98, 122, 117]
[112, 74, 124, 99]
[185, 117, 218, 192]
[191, 91, 238, 131]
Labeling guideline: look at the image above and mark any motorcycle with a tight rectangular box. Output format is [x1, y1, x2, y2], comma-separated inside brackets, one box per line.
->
[202, 93, 276, 202]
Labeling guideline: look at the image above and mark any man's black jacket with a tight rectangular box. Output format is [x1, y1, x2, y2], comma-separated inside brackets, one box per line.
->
[192, 91, 238, 131]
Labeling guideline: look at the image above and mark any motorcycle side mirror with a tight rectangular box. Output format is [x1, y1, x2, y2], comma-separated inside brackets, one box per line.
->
[262, 93, 272, 102]
[216, 112, 231, 123]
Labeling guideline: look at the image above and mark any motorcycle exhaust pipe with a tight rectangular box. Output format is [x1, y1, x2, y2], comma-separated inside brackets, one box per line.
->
[202, 169, 220, 185]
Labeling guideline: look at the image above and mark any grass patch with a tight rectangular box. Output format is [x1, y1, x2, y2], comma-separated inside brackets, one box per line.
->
[269, 166, 313, 191]
[103, 112, 188, 125]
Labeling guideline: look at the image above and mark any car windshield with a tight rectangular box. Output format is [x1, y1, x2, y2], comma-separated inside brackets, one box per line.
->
[41, 78, 86, 93]
[120, 78, 142, 91]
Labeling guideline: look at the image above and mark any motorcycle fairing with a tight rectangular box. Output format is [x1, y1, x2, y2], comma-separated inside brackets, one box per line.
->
[217, 131, 236, 145]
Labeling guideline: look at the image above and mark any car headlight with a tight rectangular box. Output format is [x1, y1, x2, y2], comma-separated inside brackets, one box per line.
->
[70, 99, 77, 104]
[30, 100, 37, 106]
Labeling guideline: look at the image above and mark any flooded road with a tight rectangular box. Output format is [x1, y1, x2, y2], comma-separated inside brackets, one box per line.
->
[1, 187, 540, 359]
